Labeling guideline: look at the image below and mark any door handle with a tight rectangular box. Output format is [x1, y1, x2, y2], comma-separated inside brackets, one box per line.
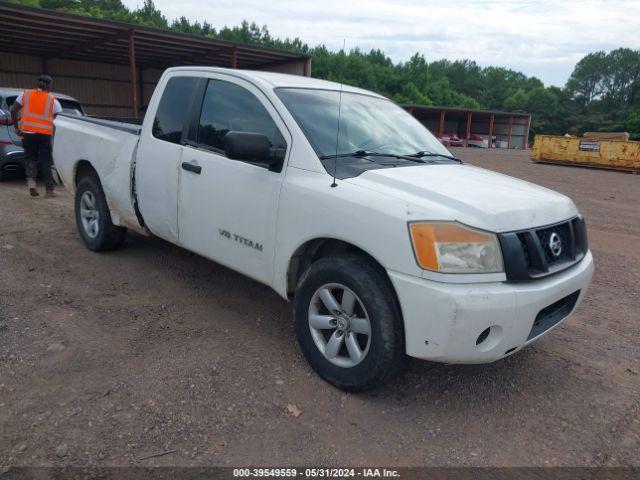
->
[181, 161, 202, 174]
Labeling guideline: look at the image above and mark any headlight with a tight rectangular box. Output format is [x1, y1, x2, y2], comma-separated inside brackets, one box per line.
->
[409, 222, 503, 273]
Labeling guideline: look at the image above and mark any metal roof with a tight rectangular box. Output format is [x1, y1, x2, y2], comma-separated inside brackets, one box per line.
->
[0, 2, 310, 70]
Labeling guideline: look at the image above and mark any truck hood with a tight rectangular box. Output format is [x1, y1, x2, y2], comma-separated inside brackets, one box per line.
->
[346, 164, 578, 232]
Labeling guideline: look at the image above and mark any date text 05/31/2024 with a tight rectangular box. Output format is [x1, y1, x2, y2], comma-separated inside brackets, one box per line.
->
[233, 468, 401, 478]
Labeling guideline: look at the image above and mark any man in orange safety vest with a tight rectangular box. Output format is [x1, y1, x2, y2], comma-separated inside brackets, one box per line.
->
[10, 75, 62, 197]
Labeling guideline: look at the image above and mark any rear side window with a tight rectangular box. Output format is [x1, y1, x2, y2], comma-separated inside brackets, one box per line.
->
[5, 95, 83, 115]
[58, 99, 83, 115]
[197, 79, 286, 152]
[152, 76, 198, 144]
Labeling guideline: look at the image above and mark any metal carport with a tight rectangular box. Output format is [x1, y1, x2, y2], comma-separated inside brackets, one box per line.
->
[403, 104, 531, 149]
[0, 2, 311, 118]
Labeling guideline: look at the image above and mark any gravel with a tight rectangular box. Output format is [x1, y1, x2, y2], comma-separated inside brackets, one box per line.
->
[0, 149, 638, 467]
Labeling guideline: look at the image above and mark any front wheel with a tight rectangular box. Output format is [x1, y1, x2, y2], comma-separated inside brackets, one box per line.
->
[294, 254, 407, 391]
[74, 175, 127, 252]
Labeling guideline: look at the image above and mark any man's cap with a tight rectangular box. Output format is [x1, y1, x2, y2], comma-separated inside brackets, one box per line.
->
[37, 75, 53, 84]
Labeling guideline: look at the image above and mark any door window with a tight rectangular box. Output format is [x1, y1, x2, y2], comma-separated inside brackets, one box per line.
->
[152, 76, 199, 144]
[197, 79, 286, 160]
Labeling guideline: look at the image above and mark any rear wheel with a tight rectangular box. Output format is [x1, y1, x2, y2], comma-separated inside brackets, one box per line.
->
[74, 175, 126, 251]
[0, 163, 18, 181]
[294, 254, 407, 391]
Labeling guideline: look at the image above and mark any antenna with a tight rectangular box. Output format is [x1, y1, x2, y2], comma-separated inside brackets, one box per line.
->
[331, 39, 346, 188]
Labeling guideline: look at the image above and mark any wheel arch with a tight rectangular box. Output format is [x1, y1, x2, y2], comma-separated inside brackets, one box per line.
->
[73, 159, 112, 224]
[74, 159, 98, 186]
[286, 237, 401, 305]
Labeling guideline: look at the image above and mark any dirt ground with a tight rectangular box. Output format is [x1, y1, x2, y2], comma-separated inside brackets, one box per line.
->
[1, 148, 639, 468]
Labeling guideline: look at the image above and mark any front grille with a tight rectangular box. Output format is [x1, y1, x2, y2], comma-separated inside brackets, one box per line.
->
[499, 217, 588, 282]
[536, 222, 572, 265]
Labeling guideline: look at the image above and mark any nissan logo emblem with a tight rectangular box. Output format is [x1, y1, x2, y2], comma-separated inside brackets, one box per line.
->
[549, 232, 562, 257]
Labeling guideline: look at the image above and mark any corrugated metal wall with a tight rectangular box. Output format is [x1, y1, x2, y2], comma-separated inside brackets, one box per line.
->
[1, 52, 308, 117]
[1, 52, 42, 86]
[257, 60, 307, 76]
[1, 52, 143, 117]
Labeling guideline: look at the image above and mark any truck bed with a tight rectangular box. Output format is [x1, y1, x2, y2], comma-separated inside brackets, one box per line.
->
[53, 113, 145, 233]
[65, 114, 143, 134]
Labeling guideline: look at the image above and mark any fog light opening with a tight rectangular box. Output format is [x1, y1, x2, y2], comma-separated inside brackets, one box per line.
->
[475, 325, 503, 352]
[476, 328, 490, 346]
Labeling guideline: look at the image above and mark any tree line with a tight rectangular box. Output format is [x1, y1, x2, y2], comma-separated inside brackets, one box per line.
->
[13, 0, 640, 139]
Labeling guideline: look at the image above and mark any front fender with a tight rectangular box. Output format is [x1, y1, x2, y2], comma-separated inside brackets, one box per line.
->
[272, 167, 423, 298]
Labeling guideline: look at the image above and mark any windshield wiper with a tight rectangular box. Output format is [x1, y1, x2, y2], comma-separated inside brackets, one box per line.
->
[320, 150, 427, 163]
[408, 151, 464, 164]
[320, 150, 373, 159]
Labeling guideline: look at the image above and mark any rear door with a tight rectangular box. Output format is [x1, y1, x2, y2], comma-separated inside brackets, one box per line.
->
[177, 75, 290, 285]
[135, 75, 201, 243]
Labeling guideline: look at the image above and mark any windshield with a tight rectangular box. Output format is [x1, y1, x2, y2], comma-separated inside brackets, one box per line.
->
[276, 88, 450, 158]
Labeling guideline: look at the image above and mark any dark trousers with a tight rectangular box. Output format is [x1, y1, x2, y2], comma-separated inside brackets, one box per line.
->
[22, 133, 54, 190]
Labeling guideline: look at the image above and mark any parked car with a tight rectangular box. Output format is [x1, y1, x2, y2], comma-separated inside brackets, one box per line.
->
[436, 131, 465, 147]
[467, 133, 498, 148]
[0, 88, 85, 180]
[53, 68, 594, 391]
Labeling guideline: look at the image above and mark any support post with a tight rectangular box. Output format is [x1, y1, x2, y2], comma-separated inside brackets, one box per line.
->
[231, 46, 238, 69]
[438, 110, 445, 137]
[524, 115, 531, 149]
[507, 115, 514, 149]
[303, 58, 310, 77]
[465, 112, 472, 147]
[138, 67, 144, 112]
[128, 29, 138, 118]
[487, 113, 494, 148]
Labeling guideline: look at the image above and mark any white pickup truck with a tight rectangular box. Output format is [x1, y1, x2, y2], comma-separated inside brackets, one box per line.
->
[53, 67, 594, 391]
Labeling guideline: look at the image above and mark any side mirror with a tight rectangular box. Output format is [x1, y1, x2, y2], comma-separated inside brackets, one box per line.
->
[223, 131, 282, 166]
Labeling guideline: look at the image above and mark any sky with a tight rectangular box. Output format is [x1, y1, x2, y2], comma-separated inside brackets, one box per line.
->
[122, 0, 640, 86]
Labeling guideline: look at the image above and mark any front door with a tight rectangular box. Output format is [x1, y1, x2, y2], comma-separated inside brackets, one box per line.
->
[177, 75, 291, 286]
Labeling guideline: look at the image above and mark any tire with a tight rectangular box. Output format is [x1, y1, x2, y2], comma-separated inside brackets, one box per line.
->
[0, 163, 17, 181]
[74, 175, 127, 252]
[294, 254, 407, 391]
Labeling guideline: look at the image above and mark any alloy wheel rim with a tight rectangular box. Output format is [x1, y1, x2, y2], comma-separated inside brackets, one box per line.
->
[80, 191, 99, 239]
[308, 283, 371, 368]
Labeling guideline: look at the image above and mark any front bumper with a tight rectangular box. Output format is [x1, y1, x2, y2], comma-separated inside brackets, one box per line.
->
[388, 250, 594, 363]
